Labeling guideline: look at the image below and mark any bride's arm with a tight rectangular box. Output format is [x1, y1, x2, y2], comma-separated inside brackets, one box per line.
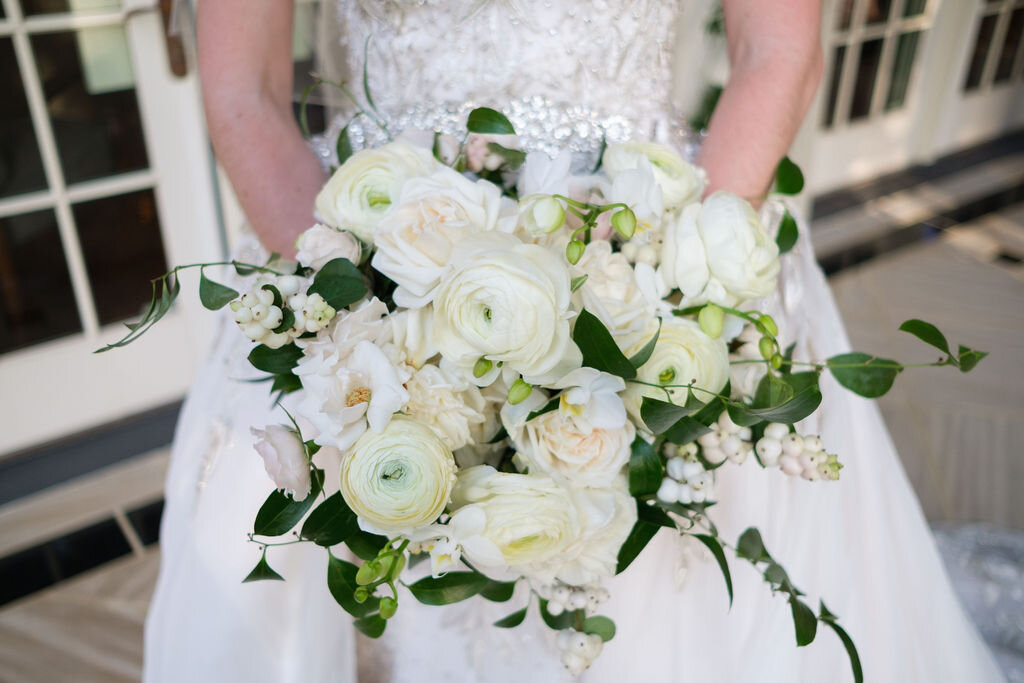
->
[697, 0, 823, 199]
[197, 0, 325, 257]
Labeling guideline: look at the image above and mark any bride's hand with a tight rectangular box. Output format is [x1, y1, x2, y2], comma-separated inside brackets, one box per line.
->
[696, 0, 823, 201]
[197, 0, 325, 258]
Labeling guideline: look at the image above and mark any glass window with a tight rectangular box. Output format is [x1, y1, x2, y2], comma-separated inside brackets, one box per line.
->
[74, 189, 167, 326]
[994, 9, 1024, 83]
[964, 14, 998, 91]
[837, 0, 855, 30]
[19, 0, 120, 15]
[849, 39, 884, 120]
[0, 38, 48, 200]
[885, 31, 922, 110]
[823, 45, 847, 128]
[866, 0, 892, 25]
[31, 28, 149, 186]
[903, 0, 928, 18]
[0, 209, 81, 354]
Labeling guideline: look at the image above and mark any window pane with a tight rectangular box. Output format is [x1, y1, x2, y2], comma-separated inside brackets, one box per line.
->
[0, 39, 48, 200]
[994, 9, 1024, 83]
[837, 0, 855, 30]
[823, 45, 847, 128]
[886, 31, 922, 110]
[31, 27, 149, 186]
[866, 0, 892, 25]
[19, 0, 120, 15]
[964, 14, 998, 91]
[0, 210, 81, 354]
[849, 39, 884, 120]
[903, 0, 928, 18]
[74, 189, 167, 326]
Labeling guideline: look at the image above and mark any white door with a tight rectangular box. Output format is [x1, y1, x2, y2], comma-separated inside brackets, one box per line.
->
[0, 0, 222, 457]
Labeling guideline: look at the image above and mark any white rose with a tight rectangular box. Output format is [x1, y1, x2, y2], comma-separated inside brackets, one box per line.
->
[340, 415, 457, 535]
[574, 241, 655, 351]
[623, 317, 730, 427]
[556, 477, 637, 585]
[387, 306, 436, 370]
[661, 191, 780, 307]
[251, 425, 312, 499]
[315, 141, 438, 242]
[294, 224, 362, 271]
[603, 141, 705, 210]
[449, 466, 582, 579]
[403, 364, 487, 451]
[431, 233, 582, 385]
[371, 166, 513, 308]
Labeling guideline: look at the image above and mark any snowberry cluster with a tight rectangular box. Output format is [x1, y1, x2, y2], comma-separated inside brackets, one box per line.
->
[657, 442, 715, 505]
[556, 629, 604, 675]
[229, 276, 336, 349]
[536, 582, 610, 616]
[697, 411, 754, 466]
[755, 422, 843, 481]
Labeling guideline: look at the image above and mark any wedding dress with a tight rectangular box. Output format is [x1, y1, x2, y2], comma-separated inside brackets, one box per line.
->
[144, 2, 1007, 681]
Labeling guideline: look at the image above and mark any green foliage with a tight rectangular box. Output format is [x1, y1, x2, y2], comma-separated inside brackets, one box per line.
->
[790, 597, 818, 646]
[539, 599, 575, 630]
[242, 550, 284, 583]
[628, 437, 663, 497]
[957, 344, 988, 373]
[253, 468, 324, 536]
[898, 318, 949, 354]
[247, 343, 303, 375]
[336, 125, 354, 166]
[494, 606, 528, 628]
[663, 417, 713, 446]
[307, 257, 366, 310]
[486, 142, 526, 169]
[827, 352, 902, 398]
[95, 272, 180, 352]
[819, 602, 864, 683]
[480, 580, 517, 603]
[774, 156, 805, 195]
[776, 209, 799, 254]
[198, 268, 238, 310]
[346, 531, 389, 561]
[300, 492, 360, 546]
[628, 320, 661, 368]
[753, 373, 795, 409]
[581, 616, 616, 642]
[728, 382, 822, 426]
[354, 614, 387, 638]
[327, 553, 380, 618]
[616, 514, 661, 574]
[693, 533, 733, 607]
[466, 107, 516, 135]
[573, 309, 637, 379]
[639, 397, 694, 434]
[408, 572, 490, 606]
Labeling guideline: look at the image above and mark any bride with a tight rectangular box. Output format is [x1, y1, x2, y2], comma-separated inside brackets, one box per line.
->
[144, 1, 1005, 681]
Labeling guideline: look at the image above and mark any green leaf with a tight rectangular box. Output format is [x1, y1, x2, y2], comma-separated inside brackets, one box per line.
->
[539, 599, 575, 630]
[353, 614, 387, 638]
[327, 553, 379, 618]
[737, 527, 768, 562]
[640, 396, 694, 434]
[270, 372, 303, 395]
[307, 257, 366, 310]
[663, 417, 713, 446]
[272, 307, 295, 335]
[408, 572, 489, 606]
[581, 616, 616, 642]
[297, 80, 318, 140]
[628, 437, 663, 497]
[486, 142, 526, 169]
[819, 602, 864, 683]
[300, 492, 359, 547]
[753, 373, 795, 409]
[638, 501, 675, 528]
[780, 342, 797, 375]
[957, 344, 988, 373]
[776, 209, 799, 254]
[234, 262, 257, 276]
[694, 534, 733, 607]
[763, 561, 791, 588]
[616, 518, 660, 574]
[730, 384, 823, 426]
[827, 352, 902, 398]
[494, 606, 528, 628]
[346, 531, 388, 561]
[628, 320, 662, 369]
[774, 156, 805, 195]
[466, 107, 516, 135]
[253, 468, 324, 536]
[361, 36, 378, 114]
[573, 309, 636, 379]
[570, 274, 588, 292]
[198, 268, 238, 310]
[336, 125, 354, 166]
[480, 580, 517, 603]
[781, 371, 819, 394]
[789, 597, 818, 646]
[248, 343, 303, 375]
[898, 319, 950, 355]
[526, 397, 559, 422]
[243, 550, 284, 582]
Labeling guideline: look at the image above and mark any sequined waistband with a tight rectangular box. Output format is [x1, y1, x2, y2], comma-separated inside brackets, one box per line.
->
[311, 96, 699, 171]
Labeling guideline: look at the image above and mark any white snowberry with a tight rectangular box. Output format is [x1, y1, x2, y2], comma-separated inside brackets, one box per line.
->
[764, 422, 789, 440]
[755, 437, 782, 466]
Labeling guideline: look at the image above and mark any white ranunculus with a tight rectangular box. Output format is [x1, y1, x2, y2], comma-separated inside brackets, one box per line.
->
[371, 166, 514, 308]
[449, 466, 582, 580]
[661, 191, 780, 307]
[294, 223, 362, 271]
[431, 233, 582, 386]
[623, 317, 730, 428]
[556, 477, 637, 585]
[315, 142, 439, 242]
[251, 425, 311, 499]
[403, 364, 487, 451]
[574, 241, 655, 351]
[603, 141, 705, 210]
[340, 415, 457, 535]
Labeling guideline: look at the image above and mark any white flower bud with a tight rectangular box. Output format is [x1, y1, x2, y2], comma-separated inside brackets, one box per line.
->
[764, 422, 789, 440]
[666, 456, 687, 480]
[781, 433, 804, 456]
[755, 437, 782, 466]
[779, 455, 802, 476]
[657, 478, 681, 503]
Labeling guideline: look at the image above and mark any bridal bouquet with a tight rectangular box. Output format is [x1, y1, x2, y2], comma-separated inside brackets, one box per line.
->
[104, 107, 986, 680]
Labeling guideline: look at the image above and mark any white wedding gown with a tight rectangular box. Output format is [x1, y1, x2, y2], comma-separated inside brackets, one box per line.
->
[144, 2, 1006, 681]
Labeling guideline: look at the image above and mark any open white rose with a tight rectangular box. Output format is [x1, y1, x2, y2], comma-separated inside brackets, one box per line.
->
[661, 191, 780, 307]
[431, 232, 582, 386]
[251, 425, 312, 499]
[623, 317, 730, 427]
[372, 166, 513, 308]
[574, 241, 655, 351]
[314, 141, 438, 242]
[603, 141, 705, 210]
[403, 364, 487, 451]
[340, 415, 457, 535]
[294, 224, 362, 271]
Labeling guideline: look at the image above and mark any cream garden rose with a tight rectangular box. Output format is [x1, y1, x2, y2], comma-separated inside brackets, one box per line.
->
[251, 425, 312, 500]
[294, 223, 362, 271]
[623, 317, 730, 427]
[556, 477, 637, 585]
[574, 240, 655, 351]
[431, 232, 582, 385]
[315, 142, 438, 242]
[603, 141, 705, 210]
[340, 415, 457, 535]
[661, 191, 780, 307]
